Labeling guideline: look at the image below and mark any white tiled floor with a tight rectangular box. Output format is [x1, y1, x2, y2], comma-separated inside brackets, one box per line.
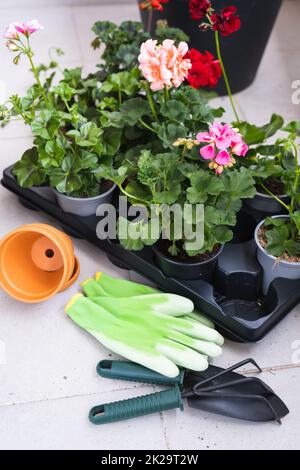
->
[0, 0, 300, 451]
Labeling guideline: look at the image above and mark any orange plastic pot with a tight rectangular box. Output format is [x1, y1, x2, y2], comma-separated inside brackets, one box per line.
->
[0, 224, 80, 303]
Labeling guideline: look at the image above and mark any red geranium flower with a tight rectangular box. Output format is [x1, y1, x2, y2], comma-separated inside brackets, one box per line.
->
[211, 6, 241, 36]
[140, 0, 169, 11]
[189, 0, 211, 21]
[185, 48, 222, 89]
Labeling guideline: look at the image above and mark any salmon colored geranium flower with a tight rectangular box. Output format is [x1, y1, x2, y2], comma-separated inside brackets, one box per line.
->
[138, 39, 191, 91]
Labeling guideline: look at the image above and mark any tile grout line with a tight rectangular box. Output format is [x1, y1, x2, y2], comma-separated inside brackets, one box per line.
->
[0, 384, 152, 408]
[70, 6, 86, 65]
[242, 362, 300, 376]
[159, 412, 172, 451]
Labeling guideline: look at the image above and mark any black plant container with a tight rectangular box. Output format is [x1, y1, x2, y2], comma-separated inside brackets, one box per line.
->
[244, 191, 290, 218]
[4, 164, 300, 343]
[138, 0, 283, 95]
[153, 244, 223, 281]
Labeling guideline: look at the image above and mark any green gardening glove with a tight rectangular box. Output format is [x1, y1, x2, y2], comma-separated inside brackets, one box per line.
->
[65, 294, 224, 378]
[81, 272, 158, 297]
[81, 272, 215, 328]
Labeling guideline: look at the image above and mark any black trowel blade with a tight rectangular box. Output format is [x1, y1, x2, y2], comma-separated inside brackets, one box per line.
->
[185, 365, 289, 423]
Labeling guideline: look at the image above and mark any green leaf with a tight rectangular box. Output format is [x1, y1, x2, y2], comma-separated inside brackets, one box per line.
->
[120, 98, 151, 126]
[31, 111, 60, 140]
[49, 155, 83, 194]
[53, 82, 76, 102]
[102, 128, 122, 156]
[260, 114, 284, 139]
[211, 225, 233, 245]
[79, 150, 99, 169]
[266, 224, 290, 257]
[283, 121, 300, 136]
[13, 147, 46, 188]
[264, 216, 286, 227]
[155, 22, 189, 44]
[92, 21, 116, 39]
[93, 165, 127, 186]
[160, 100, 189, 124]
[291, 211, 300, 233]
[236, 114, 284, 145]
[187, 170, 224, 204]
[118, 217, 159, 251]
[251, 158, 283, 179]
[204, 206, 236, 227]
[100, 111, 126, 129]
[124, 181, 152, 204]
[157, 123, 187, 149]
[155, 183, 181, 204]
[221, 167, 256, 200]
[101, 69, 139, 96]
[67, 122, 103, 147]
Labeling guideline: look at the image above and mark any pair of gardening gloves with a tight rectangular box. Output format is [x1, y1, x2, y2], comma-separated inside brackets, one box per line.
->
[65, 272, 224, 378]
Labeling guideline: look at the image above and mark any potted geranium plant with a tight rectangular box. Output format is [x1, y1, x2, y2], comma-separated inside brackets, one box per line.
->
[233, 115, 292, 217]
[2, 21, 118, 216]
[1, 20, 199, 217]
[254, 129, 300, 294]
[138, 0, 283, 95]
[96, 37, 255, 280]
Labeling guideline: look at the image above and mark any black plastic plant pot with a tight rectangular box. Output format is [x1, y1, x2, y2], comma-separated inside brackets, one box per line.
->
[152, 243, 223, 281]
[244, 192, 290, 218]
[4, 163, 300, 343]
[137, 0, 283, 95]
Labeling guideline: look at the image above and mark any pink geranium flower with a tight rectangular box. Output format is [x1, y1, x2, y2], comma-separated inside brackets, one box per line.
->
[4, 23, 19, 40]
[15, 19, 43, 36]
[231, 134, 248, 157]
[4, 20, 43, 40]
[197, 121, 248, 174]
[138, 39, 191, 91]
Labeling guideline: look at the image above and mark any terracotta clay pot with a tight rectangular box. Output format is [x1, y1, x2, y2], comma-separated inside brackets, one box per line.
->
[0, 223, 80, 303]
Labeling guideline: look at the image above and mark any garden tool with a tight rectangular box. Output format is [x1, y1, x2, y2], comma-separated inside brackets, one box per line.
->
[81, 272, 215, 327]
[65, 293, 224, 378]
[0, 223, 80, 302]
[89, 358, 289, 425]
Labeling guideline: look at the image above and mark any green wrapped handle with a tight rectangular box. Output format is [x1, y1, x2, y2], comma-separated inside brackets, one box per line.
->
[97, 360, 185, 386]
[89, 386, 184, 425]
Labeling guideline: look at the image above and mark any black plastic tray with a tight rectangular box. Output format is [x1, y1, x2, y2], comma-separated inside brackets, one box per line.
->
[2, 164, 300, 343]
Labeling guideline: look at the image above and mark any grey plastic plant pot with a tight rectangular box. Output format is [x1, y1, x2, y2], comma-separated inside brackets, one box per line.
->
[244, 191, 290, 216]
[54, 184, 117, 217]
[255, 215, 300, 295]
[153, 244, 223, 281]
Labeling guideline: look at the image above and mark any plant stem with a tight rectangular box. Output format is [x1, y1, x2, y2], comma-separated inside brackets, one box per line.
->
[139, 118, 156, 133]
[118, 89, 122, 107]
[258, 178, 290, 213]
[146, 83, 158, 122]
[147, 8, 153, 33]
[164, 87, 170, 103]
[118, 184, 151, 205]
[27, 53, 49, 108]
[63, 99, 71, 113]
[290, 143, 299, 213]
[181, 145, 187, 161]
[214, 30, 240, 123]
[12, 104, 30, 125]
